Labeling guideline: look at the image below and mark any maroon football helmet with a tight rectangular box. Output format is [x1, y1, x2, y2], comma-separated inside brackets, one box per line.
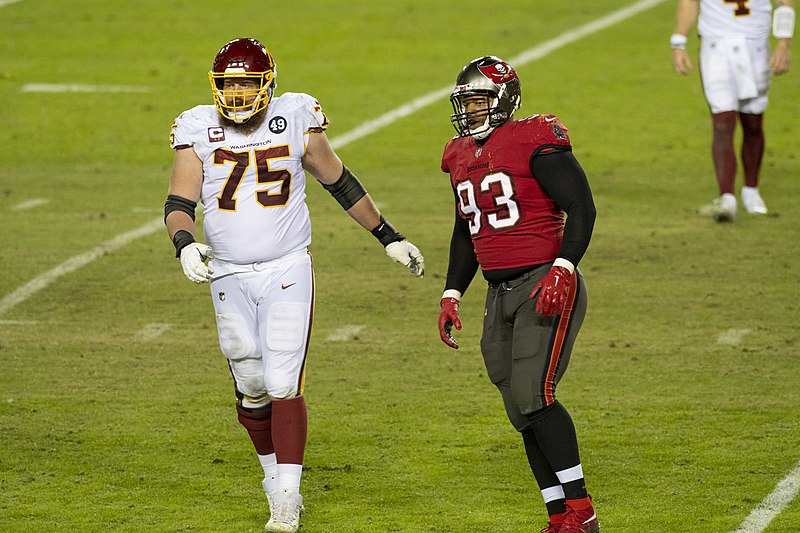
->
[208, 38, 276, 123]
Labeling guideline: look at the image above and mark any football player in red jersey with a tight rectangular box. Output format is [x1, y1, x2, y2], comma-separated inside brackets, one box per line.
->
[437, 56, 599, 533]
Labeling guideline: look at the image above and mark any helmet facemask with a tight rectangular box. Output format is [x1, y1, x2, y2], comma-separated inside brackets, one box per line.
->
[209, 69, 274, 123]
[450, 92, 507, 140]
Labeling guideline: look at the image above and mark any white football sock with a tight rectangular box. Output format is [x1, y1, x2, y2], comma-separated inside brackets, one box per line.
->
[277, 463, 303, 493]
[258, 453, 279, 494]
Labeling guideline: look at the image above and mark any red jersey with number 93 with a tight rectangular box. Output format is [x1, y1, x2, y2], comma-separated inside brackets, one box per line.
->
[441, 115, 571, 271]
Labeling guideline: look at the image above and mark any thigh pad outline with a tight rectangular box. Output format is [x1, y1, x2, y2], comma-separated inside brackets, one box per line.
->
[266, 302, 308, 353]
[216, 312, 266, 403]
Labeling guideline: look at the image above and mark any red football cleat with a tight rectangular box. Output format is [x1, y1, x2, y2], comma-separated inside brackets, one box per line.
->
[559, 502, 600, 533]
[540, 511, 567, 533]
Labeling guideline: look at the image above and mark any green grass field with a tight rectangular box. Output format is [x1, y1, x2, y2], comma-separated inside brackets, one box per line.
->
[2, 1, 799, 531]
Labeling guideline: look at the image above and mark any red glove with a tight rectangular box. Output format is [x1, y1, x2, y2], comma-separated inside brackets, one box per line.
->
[530, 266, 573, 317]
[438, 297, 462, 349]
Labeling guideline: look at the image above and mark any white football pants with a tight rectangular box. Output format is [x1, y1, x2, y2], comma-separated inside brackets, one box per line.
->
[700, 35, 771, 114]
[208, 249, 314, 408]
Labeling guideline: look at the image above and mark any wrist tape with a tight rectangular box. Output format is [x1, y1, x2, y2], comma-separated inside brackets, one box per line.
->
[670, 33, 688, 49]
[371, 216, 405, 247]
[172, 230, 195, 258]
[773, 6, 795, 39]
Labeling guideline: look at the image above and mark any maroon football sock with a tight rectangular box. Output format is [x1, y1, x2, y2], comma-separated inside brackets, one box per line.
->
[236, 403, 275, 456]
[739, 113, 764, 188]
[271, 396, 308, 465]
[711, 111, 737, 195]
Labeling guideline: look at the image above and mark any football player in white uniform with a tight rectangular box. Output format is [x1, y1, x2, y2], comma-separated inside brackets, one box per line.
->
[164, 38, 424, 533]
[671, 0, 794, 221]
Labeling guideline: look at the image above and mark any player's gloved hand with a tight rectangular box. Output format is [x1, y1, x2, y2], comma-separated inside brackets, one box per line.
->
[385, 240, 425, 277]
[180, 243, 214, 283]
[438, 296, 461, 349]
[530, 265, 572, 317]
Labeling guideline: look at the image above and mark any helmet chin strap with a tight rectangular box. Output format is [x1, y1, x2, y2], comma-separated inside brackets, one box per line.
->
[224, 101, 256, 123]
[470, 116, 494, 140]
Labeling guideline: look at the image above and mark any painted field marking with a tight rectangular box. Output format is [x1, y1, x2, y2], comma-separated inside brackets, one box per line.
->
[717, 328, 752, 345]
[0, 217, 163, 316]
[135, 323, 172, 341]
[732, 459, 800, 533]
[0, 319, 39, 325]
[21, 84, 151, 93]
[330, 0, 666, 150]
[1, 0, 664, 318]
[326, 325, 365, 342]
[0, 0, 23, 7]
[10, 198, 49, 211]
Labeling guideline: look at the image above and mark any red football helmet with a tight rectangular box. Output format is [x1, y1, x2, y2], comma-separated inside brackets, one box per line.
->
[208, 38, 276, 123]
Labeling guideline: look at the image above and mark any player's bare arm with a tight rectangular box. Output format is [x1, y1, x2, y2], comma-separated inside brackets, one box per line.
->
[303, 130, 425, 276]
[671, 0, 699, 74]
[302, 130, 381, 231]
[165, 146, 203, 239]
[165, 146, 213, 283]
[771, 0, 794, 74]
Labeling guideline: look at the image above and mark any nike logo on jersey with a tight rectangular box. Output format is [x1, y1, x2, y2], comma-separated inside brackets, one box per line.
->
[281, 283, 296, 290]
[544, 116, 557, 122]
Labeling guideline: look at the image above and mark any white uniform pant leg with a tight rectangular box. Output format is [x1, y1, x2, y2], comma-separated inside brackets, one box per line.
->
[740, 37, 770, 115]
[209, 250, 314, 407]
[257, 252, 313, 400]
[700, 36, 770, 114]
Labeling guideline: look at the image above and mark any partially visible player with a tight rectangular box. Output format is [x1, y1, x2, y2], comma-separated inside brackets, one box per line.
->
[671, 0, 794, 221]
[437, 56, 599, 533]
[164, 37, 424, 533]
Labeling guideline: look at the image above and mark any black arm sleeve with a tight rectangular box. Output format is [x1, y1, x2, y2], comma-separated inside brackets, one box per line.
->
[444, 200, 479, 295]
[530, 150, 596, 266]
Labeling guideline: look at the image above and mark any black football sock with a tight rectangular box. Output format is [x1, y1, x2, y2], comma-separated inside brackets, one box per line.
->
[521, 426, 567, 516]
[526, 401, 588, 500]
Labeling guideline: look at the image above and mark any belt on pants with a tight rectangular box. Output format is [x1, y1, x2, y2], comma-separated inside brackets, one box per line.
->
[487, 266, 546, 292]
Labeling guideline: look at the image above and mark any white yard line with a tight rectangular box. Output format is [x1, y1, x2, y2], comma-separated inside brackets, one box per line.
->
[0, 218, 163, 316]
[326, 325, 365, 342]
[1, 0, 664, 319]
[717, 328, 752, 345]
[330, 0, 666, 150]
[0, 0, 23, 8]
[732, 459, 800, 533]
[135, 323, 172, 341]
[10, 198, 49, 211]
[21, 83, 151, 93]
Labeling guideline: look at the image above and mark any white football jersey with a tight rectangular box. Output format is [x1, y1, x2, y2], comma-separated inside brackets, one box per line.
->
[170, 93, 328, 263]
[698, 0, 772, 39]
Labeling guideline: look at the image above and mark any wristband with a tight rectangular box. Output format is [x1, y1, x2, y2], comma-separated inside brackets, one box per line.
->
[773, 5, 795, 39]
[370, 216, 405, 247]
[552, 257, 575, 274]
[670, 33, 688, 49]
[441, 289, 462, 301]
[172, 230, 195, 258]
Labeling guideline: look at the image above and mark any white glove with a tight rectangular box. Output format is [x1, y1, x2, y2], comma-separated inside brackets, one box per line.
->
[385, 240, 424, 277]
[180, 243, 214, 283]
